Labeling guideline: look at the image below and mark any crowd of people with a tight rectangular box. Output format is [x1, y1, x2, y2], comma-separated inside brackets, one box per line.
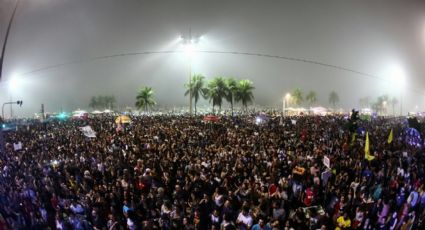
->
[0, 113, 425, 230]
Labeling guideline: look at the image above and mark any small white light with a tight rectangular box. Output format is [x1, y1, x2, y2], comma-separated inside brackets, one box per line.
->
[255, 117, 262, 124]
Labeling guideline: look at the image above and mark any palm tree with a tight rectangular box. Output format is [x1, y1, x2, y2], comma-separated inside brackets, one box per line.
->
[329, 91, 339, 108]
[106, 95, 116, 110]
[373, 94, 389, 115]
[185, 74, 208, 115]
[225, 77, 238, 116]
[135, 86, 156, 112]
[235, 79, 255, 112]
[207, 77, 228, 114]
[89, 96, 98, 110]
[305, 91, 317, 107]
[390, 97, 398, 116]
[291, 88, 303, 107]
[96, 96, 105, 109]
[359, 97, 370, 109]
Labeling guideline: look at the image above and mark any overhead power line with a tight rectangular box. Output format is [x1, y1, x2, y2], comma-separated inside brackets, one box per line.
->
[3, 49, 424, 95]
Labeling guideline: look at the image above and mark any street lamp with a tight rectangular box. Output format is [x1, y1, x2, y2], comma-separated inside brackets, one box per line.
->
[2, 100, 23, 119]
[180, 29, 201, 115]
[283, 93, 291, 116]
[390, 64, 406, 116]
[382, 101, 387, 116]
[7, 75, 21, 118]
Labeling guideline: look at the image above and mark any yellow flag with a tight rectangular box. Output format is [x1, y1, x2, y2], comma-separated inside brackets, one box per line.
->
[350, 133, 356, 146]
[387, 129, 393, 144]
[365, 132, 375, 161]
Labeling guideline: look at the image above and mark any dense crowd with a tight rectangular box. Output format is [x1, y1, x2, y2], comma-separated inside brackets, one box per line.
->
[1, 114, 425, 230]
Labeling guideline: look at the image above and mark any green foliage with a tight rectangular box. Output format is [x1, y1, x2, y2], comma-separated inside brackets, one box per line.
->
[329, 91, 339, 108]
[89, 95, 116, 110]
[225, 78, 238, 115]
[235, 79, 255, 111]
[371, 94, 389, 115]
[291, 88, 303, 106]
[390, 97, 398, 115]
[207, 77, 228, 113]
[359, 97, 370, 108]
[305, 91, 317, 106]
[184, 74, 208, 115]
[182, 75, 255, 114]
[135, 86, 156, 111]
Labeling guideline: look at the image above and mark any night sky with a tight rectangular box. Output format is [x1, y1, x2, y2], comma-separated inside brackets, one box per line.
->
[1, 0, 425, 116]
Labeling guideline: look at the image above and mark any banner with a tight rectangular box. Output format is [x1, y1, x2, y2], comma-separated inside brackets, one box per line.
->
[79, 126, 96, 138]
[323, 155, 331, 168]
[13, 142, 22, 151]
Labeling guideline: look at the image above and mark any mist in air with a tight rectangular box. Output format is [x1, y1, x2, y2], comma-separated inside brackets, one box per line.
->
[0, 0, 425, 116]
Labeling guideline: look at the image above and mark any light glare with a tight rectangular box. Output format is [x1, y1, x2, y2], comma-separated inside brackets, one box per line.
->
[9, 77, 21, 91]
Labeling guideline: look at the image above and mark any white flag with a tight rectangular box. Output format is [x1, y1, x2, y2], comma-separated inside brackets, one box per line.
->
[79, 126, 96, 138]
[13, 142, 23, 151]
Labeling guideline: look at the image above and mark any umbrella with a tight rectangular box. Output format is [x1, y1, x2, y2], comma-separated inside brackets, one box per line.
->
[115, 115, 131, 124]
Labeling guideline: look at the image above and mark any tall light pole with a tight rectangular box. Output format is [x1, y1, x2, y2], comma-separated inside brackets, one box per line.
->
[1, 0, 20, 154]
[0, 0, 20, 81]
[283, 93, 291, 116]
[180, 28, 201, 115]
[383, 100, 387, 116]
[2, 100, 22, 119]
[400, 90, 403, 116]
[390, 64, 406, 116]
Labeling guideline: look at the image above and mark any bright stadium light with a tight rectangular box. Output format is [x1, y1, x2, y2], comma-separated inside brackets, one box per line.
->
[180, 32, 200, 57]
[180, 28, 202, 115]
[183, 42, 195, 55]
[8, 76, 21, 91]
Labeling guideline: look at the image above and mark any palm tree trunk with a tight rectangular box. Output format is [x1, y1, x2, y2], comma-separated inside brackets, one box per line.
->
[194, 102, 197, 115]
[231, 96, 234, 116]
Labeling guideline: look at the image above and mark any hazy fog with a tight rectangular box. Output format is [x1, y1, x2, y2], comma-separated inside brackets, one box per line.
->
[1, 0, 425, 116]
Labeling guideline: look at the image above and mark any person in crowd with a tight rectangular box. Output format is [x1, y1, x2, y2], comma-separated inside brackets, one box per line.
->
[0, 114, 424, 229]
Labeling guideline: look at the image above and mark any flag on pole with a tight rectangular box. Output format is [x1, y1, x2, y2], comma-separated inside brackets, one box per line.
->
[350, 133, 357, 146]
[365, 132, 374, 161]
[387, 129, 393, 144]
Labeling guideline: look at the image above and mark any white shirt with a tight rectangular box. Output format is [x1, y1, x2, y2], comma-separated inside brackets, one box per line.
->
[237, 212, 253, 227]
[127, 218, 136, 230]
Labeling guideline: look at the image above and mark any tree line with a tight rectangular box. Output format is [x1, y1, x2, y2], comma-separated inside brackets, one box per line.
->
[88, 95, 116, 110]
[359, 95, 399, 115]
[134, 75, 255, 115]
[288, 88, 340, 108]
[87, 84, 400, 116]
